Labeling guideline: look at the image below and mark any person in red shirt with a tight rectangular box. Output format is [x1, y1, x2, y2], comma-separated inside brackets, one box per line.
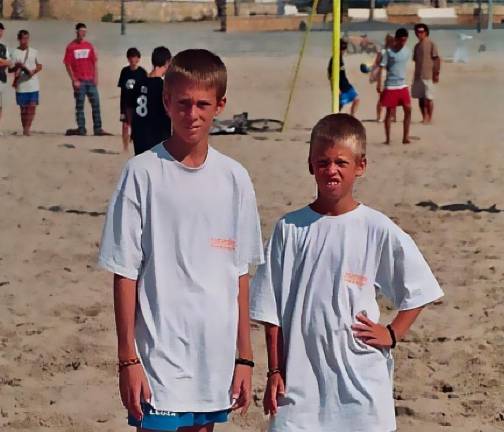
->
[63, 23, 110, 136]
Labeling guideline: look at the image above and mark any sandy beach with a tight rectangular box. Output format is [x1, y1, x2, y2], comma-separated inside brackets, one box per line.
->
[0, 20, 503, 432]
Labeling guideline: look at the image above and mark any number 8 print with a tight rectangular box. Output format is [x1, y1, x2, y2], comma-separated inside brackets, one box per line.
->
[136, 95, 148, 117]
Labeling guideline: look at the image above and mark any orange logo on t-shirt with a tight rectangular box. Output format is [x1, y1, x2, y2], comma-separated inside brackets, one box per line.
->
[344, 272, 368, 287]
[210, 238, 236, 251]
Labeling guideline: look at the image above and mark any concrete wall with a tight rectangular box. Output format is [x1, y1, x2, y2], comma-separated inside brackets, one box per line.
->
[1, 0, 279, 22]
[2, 0, 503, 24]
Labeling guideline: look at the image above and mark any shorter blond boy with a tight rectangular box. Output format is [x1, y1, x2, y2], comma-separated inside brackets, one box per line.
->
[251, 113, 443, 432]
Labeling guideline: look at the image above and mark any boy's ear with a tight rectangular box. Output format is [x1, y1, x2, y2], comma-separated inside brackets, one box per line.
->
[163, 91, 171, 115]
[356, 156, 367, 177]
[216, 95, 226, 117]
[308, 157, 314, 175]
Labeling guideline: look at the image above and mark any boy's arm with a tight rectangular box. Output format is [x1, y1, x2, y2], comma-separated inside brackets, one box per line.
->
[114, 274, 138, 360]
[352, 306, 425, 348]
[232, 274, 253, 414]
[376, 67, 383, 93]
[433, 57, 441, 83]
[263, 323, 285, 416]
[114, 274, 151, 421]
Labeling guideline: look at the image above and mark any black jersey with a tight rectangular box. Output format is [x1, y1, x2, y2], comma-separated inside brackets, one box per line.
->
[327, 56, 352, 93]
[130, 76, 172, 156]
[117, 65, 147, 114]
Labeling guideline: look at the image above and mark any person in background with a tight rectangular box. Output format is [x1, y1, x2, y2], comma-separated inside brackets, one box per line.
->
[377, 28, 412, 144]
[412, 23, 440, 124]
[327, 39, 359, 117]
[63, 22, 110, 136]
[0, 22, 12, 136]
[117, 47, 147, 152]
[129, 46, 171, 156]
[10, 30, 42, 136]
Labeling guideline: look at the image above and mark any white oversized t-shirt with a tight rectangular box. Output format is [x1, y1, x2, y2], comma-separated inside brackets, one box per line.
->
[251, 204, 443, 432]
[99, 143, 264, 411]
[11, 47, 40, 93]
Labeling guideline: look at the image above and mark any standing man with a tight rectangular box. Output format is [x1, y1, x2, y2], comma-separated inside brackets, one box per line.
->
[0, 22, 12, 135]
[412, 23, 440, 124]
[63, 23, 110, 136]
[377, 28, 412, 144]
[129, 46, 172, 156]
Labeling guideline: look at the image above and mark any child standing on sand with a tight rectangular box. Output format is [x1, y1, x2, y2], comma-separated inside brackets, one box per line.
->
[377, 28, 412, 144]
[99, 49, 264, 431]
[327, 39, 359, 117]
[117, 47, 147, 152]
[251, 113, 443, 432]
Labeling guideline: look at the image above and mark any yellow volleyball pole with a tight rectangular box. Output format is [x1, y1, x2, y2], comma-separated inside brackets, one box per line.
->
[331, 0, 341, 113]
[281, 0, 320, 132]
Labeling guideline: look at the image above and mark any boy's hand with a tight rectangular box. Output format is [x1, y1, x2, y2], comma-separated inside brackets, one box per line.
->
[263, 373, 285, 416]
[119, 364, 152, 421]
[231, 364, 252, 415]
[351, 313, 393, 349]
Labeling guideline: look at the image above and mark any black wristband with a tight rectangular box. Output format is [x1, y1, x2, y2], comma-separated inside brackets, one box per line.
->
[386, 324, 397, 349]
[235, 357, 255, 368]
[267, 368, 281, 378]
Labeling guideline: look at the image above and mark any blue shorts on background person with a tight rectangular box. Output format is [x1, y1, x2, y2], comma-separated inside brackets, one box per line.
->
[340, 85, 358, 108]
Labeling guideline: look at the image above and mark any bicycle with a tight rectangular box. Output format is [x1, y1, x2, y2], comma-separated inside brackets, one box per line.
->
[211, 112, 283, 135]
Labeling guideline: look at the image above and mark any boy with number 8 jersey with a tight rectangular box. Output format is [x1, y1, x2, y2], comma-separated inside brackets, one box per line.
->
[129, 46, 172, 156]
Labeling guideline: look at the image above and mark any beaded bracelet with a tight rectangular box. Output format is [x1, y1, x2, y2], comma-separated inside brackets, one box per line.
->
[118, 358, 141, 373]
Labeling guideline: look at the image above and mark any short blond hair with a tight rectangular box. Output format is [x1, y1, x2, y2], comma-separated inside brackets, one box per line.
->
[164, 49, 227, 100]
[309, 113, 366, 159]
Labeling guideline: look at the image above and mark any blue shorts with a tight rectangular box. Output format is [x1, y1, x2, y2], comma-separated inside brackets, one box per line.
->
[339, 86, 358, 107]
[16, 91, 39, 106]
[128, 402, 230, 431]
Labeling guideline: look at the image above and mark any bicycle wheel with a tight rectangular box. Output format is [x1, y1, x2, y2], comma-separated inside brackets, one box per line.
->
[247, 119, 283, 133]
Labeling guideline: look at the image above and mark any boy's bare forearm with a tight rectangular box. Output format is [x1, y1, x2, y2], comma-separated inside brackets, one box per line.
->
[433, 57, 441, 76]
[237, 274, 253, 360]
[390, 306, 424, 340]
[265, 324, 283, 371]
[114, 274, 138, 360]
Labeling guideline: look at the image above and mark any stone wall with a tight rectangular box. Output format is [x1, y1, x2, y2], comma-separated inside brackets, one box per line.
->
[2, 0, 503, 24]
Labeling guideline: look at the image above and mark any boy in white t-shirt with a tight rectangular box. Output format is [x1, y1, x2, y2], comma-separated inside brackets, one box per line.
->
[99, 49, 264, 431]
[250, 113, 443, 432]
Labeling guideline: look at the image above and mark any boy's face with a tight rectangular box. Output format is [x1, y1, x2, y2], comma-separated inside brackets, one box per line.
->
[395, 36, 408, 50]
[76, 28, 87, 40]
[128, 56, 140, 68]
[309, 142, 366, 203]
[164, 79, 226, 145]
[415, 28, 427, 41]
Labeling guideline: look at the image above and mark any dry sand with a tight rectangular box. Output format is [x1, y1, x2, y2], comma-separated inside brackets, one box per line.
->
[0, 20, 503, 432]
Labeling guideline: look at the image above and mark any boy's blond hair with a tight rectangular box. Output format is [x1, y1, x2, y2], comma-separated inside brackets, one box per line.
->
[310, 113, 366, 159]
[164, 49, 227, 100]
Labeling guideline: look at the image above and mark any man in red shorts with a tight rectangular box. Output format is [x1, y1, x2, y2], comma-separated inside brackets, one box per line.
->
[377, 28, 411, 144]
[63, 23, 110, 136]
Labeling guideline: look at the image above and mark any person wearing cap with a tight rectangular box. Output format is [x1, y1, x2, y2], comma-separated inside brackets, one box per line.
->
[0, 22, 13, 135]
[63, 23, 110, 136]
